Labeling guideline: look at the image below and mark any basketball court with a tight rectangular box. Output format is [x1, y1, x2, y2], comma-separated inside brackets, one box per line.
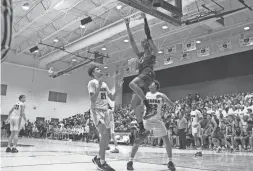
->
[1, 138, 253, 171]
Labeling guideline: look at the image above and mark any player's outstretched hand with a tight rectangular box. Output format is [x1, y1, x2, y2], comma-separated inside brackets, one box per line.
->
[141, 12, 146, 19]
[124, 18, 130, 25]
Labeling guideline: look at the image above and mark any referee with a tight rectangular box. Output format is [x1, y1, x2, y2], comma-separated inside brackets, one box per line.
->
[1, 0, 13, 62]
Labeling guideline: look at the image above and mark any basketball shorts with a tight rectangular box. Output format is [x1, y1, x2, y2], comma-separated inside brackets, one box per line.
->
[90, 108, 111, 129]
[138, 67, 155, 94]
[192, 124, 200, 136]
[144, 119, 167, 137]
[10, 117, 20, 131]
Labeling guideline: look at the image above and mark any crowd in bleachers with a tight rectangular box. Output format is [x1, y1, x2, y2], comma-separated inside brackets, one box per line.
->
[1, 91, 253, 151]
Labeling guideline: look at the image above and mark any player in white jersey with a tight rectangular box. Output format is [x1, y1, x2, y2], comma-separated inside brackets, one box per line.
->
[6, 95, 27, 153]
[190, 103, 203, 157]
[87, 64, 122, 171]
[107, 104, 119, 153]
[127, 80, 176, 171]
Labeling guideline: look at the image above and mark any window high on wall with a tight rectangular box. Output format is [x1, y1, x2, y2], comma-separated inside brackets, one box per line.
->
[48, 91, 67, 103]
[1, 84, 7, 96]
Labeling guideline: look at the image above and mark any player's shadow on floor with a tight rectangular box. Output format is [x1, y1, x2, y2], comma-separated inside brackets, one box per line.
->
[1, 141, 34, 147]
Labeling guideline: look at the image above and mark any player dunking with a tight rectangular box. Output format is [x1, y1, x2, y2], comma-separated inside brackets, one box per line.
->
[125, 13, 158, 140]
[87, 64, 122, 171]
[6, 95, 27, 153]
[127, 80, 176, 171]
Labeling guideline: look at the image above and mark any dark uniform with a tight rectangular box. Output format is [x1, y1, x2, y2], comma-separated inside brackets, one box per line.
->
[137, 53, 156, 93]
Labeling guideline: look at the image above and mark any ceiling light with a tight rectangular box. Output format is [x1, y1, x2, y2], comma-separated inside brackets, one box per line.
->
[196, 40, 201, 44]
[158, 50, 163, 54]
[102, 47, 106, 51]
[54, 38, 59, 42]
[22, 2, 30, 10]
[162, 25, 168, 29]
[72, 59, 77, 62]
[104, 66, 108, 69]
[54, 0, 64, 9]
[244, 26, 250, 31]
[116, 5, 122, 10]
[124, 39, 129, 43]
[80, 24, 86, 29]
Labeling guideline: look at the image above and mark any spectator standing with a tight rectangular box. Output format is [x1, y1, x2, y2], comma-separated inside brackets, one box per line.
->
[177, 111, 187, 149]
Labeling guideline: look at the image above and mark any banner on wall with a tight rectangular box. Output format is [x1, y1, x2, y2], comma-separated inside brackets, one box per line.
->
[164, 56, 173, 65]
[164, 45, 177, 54]
[197, 45, 211, 57]
[183, 40, 196, 52]
[239, 36, 253, 47]
[217, 40, 232, 52]
[180, 52, 191, 61]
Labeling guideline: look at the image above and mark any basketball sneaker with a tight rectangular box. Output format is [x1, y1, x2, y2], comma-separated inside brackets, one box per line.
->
[127, 161, 134, 170]
[99, 162, 115, 171]
[106, 146, 110, 150]
[11, 148, 18, 153]
[168, 161, 176, 171]
[216, 147, 222, 153]
[92, 155, 100, 166]
[110, 148, 119, 153]
[194, 151, 202, 157]
[6, 147, 11, 153]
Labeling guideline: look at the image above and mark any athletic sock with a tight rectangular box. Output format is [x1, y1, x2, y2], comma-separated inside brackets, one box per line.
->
[97, 154, 101, 159]
[169, 158, 172, 162]
[7, 145, 10, 148]
[100, 159, 105, 165]
[129, 157, 134, 162]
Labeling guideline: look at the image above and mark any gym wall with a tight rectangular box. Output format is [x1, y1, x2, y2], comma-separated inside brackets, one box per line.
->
[1, 63, 116, 121]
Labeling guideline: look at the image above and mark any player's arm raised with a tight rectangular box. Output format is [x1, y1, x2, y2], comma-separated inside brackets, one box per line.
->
[142, 13, 158, 55]
[125, 18, 140, 57]
[107, 76, 123, 101]
[88, 80, 102, 103]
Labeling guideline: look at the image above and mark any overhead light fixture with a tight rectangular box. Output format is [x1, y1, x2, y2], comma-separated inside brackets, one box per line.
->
[244, 26, 250, 31]
[158, 50, 163, 54]
[124, 39, 129, 43]
[80, 25, 86, 29]
[30, 46, 39, 53]
[72, 59, 77, 62]
[162, 25, 168, 29]
[116, 5, 122, 10]
[196, 40, 201, 44]
[102, 47, 106, 51]
[54, 0, 64, 9]
[53, 38, 59, 42]
[104, 66, 108, 69]
[22, 2, 30, 10]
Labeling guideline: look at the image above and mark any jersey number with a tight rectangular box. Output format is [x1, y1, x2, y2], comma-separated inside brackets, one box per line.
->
[101, 93, 106, 100]
[14, 104, 19, 110]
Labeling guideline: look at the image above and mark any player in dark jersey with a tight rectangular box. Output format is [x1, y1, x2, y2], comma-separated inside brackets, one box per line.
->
[125, 13, 158, 140]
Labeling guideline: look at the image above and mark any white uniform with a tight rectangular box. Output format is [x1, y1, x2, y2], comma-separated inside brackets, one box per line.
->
[144, 92, 167, 137]
[10, 102, 24, 131]
[191, 109, 202, 136]
[87, 79, 112, 128]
